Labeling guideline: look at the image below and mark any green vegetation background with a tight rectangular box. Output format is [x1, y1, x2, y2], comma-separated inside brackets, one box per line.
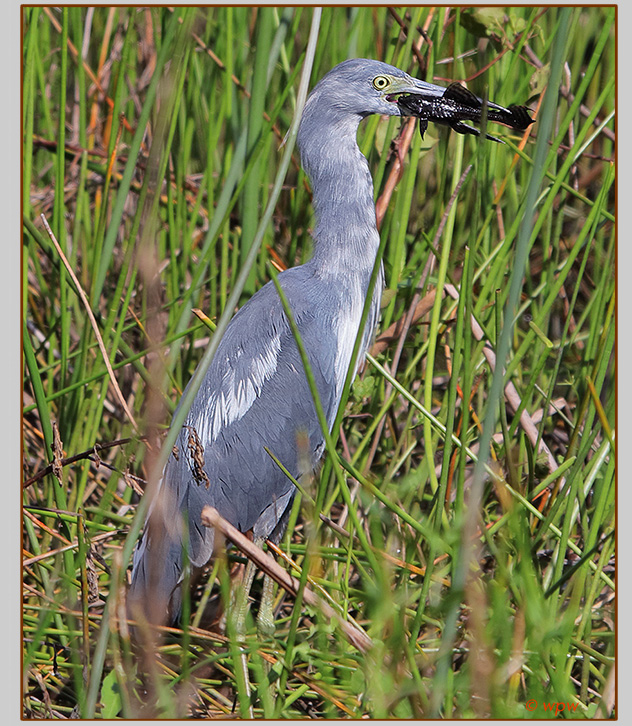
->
[22, 5, 615, 719]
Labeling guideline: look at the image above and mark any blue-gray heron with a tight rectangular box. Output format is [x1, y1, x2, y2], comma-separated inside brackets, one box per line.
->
[128, 58, 515, 629]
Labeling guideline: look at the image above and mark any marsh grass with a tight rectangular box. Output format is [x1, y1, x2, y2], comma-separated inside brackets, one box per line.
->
[22, 6, 615, 719]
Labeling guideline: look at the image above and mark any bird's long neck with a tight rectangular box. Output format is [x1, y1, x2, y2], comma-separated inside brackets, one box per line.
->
[298, 108, 380, 279]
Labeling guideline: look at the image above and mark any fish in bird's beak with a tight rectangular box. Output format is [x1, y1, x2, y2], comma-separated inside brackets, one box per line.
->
[396, 81, 534, 143]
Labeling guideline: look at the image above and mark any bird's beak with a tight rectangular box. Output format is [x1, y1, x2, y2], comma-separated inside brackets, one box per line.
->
[384, 76, 446, 110]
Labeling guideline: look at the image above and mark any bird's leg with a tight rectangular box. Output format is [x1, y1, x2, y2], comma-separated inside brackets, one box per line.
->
[228, 554, 258, 719]
[256, 572, 276, 638]
[233, 554, 258, 634]
[232, 537, 276, 637]
[229, 539, 277, 710]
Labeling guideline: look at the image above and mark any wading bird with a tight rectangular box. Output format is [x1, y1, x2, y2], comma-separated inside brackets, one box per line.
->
[128, 58, 530, 631]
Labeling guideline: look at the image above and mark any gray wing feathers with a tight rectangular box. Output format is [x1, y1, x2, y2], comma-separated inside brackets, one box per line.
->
[129, 269, 341, 624]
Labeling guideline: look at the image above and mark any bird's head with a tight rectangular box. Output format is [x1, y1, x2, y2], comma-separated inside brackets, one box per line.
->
[307, 58, 446, 119]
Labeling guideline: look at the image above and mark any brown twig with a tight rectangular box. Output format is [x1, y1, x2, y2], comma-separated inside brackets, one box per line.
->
[374, 16, 434, 228]
[22, 437, 145, 489]
[370, 289, 439, 357]
[200, 505, 373, 654]
[40, 214, 139, 433]
[386, 7, 427, 70]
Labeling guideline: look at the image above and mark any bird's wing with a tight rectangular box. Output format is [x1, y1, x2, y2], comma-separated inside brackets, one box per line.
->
[161, 272, 338, 569]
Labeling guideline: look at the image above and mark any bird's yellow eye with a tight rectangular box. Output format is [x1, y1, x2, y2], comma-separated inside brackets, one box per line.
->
[372, 75, 390, 90]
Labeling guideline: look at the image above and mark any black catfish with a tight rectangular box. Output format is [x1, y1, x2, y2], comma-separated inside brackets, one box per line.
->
[397, 82, 534, 143]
